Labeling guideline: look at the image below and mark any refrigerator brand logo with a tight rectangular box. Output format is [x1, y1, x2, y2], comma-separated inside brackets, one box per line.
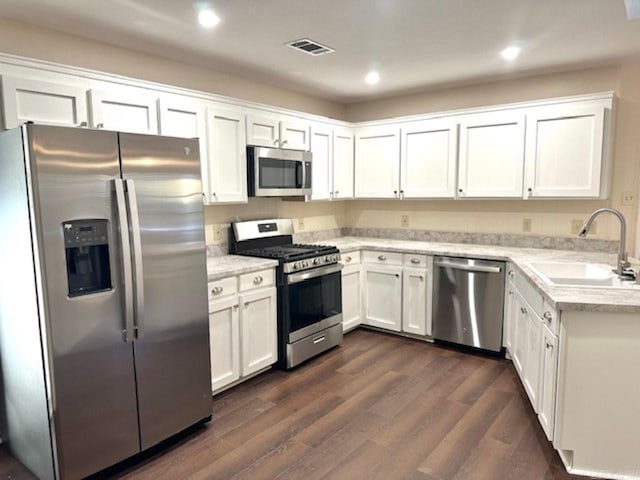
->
[184, 146, 191, 156]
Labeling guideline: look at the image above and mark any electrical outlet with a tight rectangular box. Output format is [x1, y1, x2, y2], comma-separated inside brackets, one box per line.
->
[571, 219, 584, 234]
[298, 218, 305, 231]
[213, 225, 222, 242]
[522, 218, 532, 233]
[401, 215, 409, 228]
[622, 191, 636, 206]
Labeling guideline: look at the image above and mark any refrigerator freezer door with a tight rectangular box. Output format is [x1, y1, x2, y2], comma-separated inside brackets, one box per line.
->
[27, 125, 141, 479]
[119, 133, 211, 449]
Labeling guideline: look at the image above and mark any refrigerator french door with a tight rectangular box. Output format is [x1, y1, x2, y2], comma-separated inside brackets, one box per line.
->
[0, 125, 211, 480]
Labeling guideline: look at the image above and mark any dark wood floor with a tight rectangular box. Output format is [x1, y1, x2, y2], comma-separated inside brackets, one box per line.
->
[0, 329, 589, 480]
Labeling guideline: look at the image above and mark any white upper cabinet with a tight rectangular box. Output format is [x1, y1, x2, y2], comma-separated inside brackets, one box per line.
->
[400, 118, 458, 198]
[333, 127, 355, 199]
[458, 111, 525, 198]
[524, 104, 606, 198]
[310, 124, 355, 201]
[310, 123, 333, 201]
[157, 96, 209, 200]
[246, 113, 310, 150]
[1, 76, 88, 129]
[355, 125, 401, 199]
[207, 107, 248, 203]
[89, 88, 158, 134]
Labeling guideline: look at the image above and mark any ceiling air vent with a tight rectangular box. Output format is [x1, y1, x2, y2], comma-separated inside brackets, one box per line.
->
[286, 38, 334, 56]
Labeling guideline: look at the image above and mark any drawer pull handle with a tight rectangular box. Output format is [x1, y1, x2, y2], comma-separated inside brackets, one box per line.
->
[419, 275, 424, 281]
[378, 255, 387, 261]
[508, 270, 514, 278]
[313, 335, 326, 344]
[395, 274, 400, 278]
[543, 311, 553, 323]
[244, 301, 250, 308]
[345, 256, 352, 262]
[211, 286, 223, 295]
[411, 258, 421, 264]
[520, 306, 527, 314]
[253, 276, 264, 285]
[546, 342, 553, 350]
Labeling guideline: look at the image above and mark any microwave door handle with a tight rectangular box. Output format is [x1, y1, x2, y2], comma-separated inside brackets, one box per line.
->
[114, 179, 135, 343]
[125, 179, 145, 339]
[296, 161, 304, 188]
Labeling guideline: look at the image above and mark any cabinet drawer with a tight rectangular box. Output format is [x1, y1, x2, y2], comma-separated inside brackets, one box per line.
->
[403, 254, 428, 268]
[239, 269, 275, 292]
[362, 250, 403, 266]
[208, 276, 237, 301]
[340, 251, 361, 265]
[515, 271, 544, 317]
[541, 299, 559, 335]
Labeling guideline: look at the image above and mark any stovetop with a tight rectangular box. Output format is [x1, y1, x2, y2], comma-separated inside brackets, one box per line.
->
[238, 243, 338, 261]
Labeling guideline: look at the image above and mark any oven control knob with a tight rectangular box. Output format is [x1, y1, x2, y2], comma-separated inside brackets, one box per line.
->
[301, 261, 308, 268]
[293, 262, 300, 270]
[325, 255, 332, 262]
[313, 258, 320, 265]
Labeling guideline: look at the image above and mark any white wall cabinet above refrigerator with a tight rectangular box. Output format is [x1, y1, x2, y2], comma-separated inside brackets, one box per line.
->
[1, 76, 89, 129]
[310, 124, 355, 200]
[89, 88, 159, 134]
[524, 103, 607, 198]
[246, 113, 310, 151]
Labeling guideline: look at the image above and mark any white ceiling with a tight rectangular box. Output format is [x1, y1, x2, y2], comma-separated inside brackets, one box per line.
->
[1, 0, 640, 103]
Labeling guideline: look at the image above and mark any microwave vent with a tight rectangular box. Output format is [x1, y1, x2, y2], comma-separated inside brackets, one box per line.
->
[286, 38, 334, 56]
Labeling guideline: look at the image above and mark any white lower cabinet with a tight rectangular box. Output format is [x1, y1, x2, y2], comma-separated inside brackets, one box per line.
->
[208, 270, 277, 394]
[402, 267, 429, 336]
[511, 291, 528, 375]
[363, 264, 403, 331]
[341, 263, 362, 332]
[522, 308, 542, 412]
[240, 287, 277, 376]
[538, 324, 558, 440]
[209, 296, 240, 392]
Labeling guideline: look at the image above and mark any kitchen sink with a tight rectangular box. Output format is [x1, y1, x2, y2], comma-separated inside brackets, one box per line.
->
[525, 261, 640, 288]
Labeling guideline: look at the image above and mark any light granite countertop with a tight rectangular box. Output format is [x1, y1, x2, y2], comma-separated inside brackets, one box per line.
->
[319, 237, 640, 314]
[207, 255, 278, 282]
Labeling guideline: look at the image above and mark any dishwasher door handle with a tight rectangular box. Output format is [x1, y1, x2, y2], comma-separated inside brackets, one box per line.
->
[435, 260, 502, 274]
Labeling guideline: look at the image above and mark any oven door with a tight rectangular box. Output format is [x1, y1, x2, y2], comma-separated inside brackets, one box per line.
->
[252, 147, 312, 196]
[285, 263, 343, 343]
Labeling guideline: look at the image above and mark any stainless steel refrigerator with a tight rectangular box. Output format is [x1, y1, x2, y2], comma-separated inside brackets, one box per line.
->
[0, 124, 212, 479]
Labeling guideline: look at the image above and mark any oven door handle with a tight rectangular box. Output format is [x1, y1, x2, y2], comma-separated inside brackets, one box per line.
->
[287, 263, 344, 285]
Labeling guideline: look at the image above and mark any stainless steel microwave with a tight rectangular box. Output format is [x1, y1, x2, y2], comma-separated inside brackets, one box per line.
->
[247, 146, 312, 197]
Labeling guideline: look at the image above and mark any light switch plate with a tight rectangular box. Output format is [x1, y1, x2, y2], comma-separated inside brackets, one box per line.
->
[298, 218, 305, 231]
[522, 218, 532, 233]
[213, 225, 222, 242]
[622, 191, 636, 206]
[401, 215, 409, 228]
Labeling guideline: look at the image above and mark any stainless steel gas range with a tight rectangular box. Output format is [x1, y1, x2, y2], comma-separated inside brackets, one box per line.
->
[230, 219, 343, 369]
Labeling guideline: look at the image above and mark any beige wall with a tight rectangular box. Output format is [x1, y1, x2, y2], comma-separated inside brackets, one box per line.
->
[2, 17, 639, 253]
[0, 17, 346, 119]
[345, 63, 640, 253]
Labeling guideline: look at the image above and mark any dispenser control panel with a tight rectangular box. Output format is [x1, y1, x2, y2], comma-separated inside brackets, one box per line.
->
[63, 221, 109, 248]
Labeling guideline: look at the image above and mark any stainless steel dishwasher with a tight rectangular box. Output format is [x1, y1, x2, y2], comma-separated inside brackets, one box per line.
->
[432, 256, 505, 352]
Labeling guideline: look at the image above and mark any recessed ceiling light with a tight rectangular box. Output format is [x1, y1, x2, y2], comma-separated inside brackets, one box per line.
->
[501, 46, 521, 61]
[198, 9, 220, 28]
[365, 71, 380, 85]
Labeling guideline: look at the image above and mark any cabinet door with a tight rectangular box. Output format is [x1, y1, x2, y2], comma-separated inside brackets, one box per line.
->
[157, 97, 209, 202]
[458, 111, 525, 198]
[512, 292, 528, 376]
[310, 123, 333, 200]
[402, 267, 428, 336]
[209, 296, 240, 392]
[355, 126, 401, 198]
[538, 325, 558, 441]
[363, 264, 402, 331]
[524, 104, 605, 198]
[1, 76, 88, 129]
[400, 119, 457, 198]
[523, 309, 542, 412]
[89, 88, 158, 134]
[281, 118, 310, 151]
[246, 114, 280, 147]
[333, 127, 355, 199]
[207, 107, 248, 203]
[341, 264, 362, 332]
[240, 287, 277, 376]
[504, 283, 516, 354]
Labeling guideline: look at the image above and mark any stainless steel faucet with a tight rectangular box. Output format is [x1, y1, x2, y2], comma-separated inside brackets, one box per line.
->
[579, 208, 630, 276]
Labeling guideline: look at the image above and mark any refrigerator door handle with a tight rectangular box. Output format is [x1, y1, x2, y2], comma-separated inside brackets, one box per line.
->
[125, 179, 145, 339]
[114, 179, 135, 342]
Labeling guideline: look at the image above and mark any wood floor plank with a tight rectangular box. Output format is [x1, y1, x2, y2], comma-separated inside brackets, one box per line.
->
[319, 439, 390, 480]
[447, 359, 506, 405]
[486, 392, 534, 446]
[452, 438, 515, 480]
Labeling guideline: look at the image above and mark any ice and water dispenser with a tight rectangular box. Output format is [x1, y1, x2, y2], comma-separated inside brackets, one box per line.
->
[63, 220, 112, 297]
